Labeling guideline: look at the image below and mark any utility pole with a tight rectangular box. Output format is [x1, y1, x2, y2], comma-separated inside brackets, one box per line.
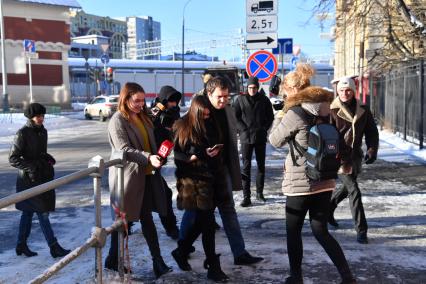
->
[0, 0, 8, 111]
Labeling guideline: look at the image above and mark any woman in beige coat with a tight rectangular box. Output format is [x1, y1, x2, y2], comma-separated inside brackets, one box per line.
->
[269, 65, 356, 284]
[105, 82, 171, 278]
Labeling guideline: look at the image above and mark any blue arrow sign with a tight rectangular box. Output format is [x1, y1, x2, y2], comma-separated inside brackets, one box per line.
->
[100, 53, 109, 64]
[23, 39, 36, 53]
[272, 38, 293, 55]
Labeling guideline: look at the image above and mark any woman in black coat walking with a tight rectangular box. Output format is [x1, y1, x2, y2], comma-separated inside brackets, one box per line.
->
[9, 103, 70, 258]
[171, 95, 229, 282]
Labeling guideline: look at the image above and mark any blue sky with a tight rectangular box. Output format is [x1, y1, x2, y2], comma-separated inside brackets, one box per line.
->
[76, 0, 334, 59]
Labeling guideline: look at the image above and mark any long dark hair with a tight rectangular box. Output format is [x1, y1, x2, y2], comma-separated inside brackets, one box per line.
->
[173, 95, 210, 148]
[118, 82, 152, 126]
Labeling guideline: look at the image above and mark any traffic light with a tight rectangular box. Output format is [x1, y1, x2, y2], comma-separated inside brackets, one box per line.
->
[89, 68, 99, 81]
[107, 67, 114, 83]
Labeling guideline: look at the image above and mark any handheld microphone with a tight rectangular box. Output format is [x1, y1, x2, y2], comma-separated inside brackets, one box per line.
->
[151, 102, 166, 118]
[157, 139, 174, 160]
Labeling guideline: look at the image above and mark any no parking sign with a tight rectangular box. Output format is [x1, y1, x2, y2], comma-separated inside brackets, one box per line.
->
[246, 50, 278, 83]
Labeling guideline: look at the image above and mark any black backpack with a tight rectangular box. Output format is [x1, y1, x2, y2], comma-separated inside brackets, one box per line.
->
[288, 106, 340, 181]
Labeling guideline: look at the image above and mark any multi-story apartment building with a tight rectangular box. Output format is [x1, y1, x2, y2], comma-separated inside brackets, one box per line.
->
[69, 10, 127, 59]
[126, 16, 161, 59]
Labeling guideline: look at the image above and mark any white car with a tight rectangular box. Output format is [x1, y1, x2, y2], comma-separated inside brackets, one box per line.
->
[84, 95, 119, 121]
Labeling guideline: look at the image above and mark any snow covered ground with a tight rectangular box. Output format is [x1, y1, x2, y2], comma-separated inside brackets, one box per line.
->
[0, 112, 425, 283]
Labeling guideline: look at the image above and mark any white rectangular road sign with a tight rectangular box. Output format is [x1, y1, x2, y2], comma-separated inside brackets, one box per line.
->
[247, 14, 277, 33]
[246, 0, 278, 16]
[246, 32, 278, 50]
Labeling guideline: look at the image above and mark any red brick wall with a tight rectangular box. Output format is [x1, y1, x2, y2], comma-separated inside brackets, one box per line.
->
[0, 65, 63, 85]
[5, 17, 70, 44]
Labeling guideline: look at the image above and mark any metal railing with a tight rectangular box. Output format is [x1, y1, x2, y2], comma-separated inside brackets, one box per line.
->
[0, 151, 128, 283]
[372, 59, 426, 149]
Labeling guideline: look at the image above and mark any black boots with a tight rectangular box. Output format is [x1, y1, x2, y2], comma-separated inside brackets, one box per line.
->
[104, 254, 132, 274]
[49, 242, 71, 258]
[16, 242, 70, 258]
[16, 243, 38, 257]
[240, 197, 252, 207]
[234, 251, 263, 265]
[357, 232, 368, 244]
[171, 247, 192, 271]
[256, 192, 266, 203]
[204, 254, 229, 283]
[153, 256, 172, 279]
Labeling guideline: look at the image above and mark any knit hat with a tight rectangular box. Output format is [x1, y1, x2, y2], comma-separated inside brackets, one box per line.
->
[158, 85, 182, 104]
[24, 103, 46, 119]
[247, 76, 259, 88]
[336, 76, 356, 93]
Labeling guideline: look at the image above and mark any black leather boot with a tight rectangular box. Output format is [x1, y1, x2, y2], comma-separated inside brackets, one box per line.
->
[49, 241, 71, 258]
[153, 256, 172, 279]
[240, 197, 252, 207]
[171, 247, 192, 271]
[204, 254, 229, 283]
[256, 192, 266, 203]
[16, 243, 38, 257]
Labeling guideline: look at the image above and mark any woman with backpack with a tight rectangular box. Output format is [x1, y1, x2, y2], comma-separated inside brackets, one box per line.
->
[268, 64, 356, 284]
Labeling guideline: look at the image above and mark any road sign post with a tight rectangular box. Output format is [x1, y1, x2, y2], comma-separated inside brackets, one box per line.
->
[246, 0, 278, 50]
[272, 38, 293, 78]
[23, 39, 37, 103]
[246, 50, 278, 82]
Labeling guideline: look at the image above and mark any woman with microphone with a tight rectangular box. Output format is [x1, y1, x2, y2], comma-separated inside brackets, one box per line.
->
[105, 82, 172, 279]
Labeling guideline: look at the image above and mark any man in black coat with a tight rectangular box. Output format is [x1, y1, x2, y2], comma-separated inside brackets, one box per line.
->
[9, 103, 70, 258]
[233, 76, 274, 207]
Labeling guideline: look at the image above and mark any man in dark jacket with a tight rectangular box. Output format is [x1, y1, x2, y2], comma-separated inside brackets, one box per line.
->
[9, 103, 70, 258]
[233, 76, 274, 207]
[328, 76, 379, 244]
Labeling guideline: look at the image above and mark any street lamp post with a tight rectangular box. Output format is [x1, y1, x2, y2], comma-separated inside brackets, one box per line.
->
[0, 0, 9, 112]
[181, 0, 192, 106]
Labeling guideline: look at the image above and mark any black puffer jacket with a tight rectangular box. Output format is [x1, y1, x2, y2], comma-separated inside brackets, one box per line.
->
[9, 120, 56, 212]
[233, 92, 274, 144]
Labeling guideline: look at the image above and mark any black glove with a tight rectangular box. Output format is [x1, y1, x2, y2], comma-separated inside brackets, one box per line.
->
[364, 153, 376, 164]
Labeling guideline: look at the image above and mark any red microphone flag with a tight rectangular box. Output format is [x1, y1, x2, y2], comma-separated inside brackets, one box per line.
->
[157, 140, 174, 159]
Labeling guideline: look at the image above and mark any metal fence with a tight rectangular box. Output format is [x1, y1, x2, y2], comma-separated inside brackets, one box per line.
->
[0, 152, 128, 283]
[371, 59, 425, 149]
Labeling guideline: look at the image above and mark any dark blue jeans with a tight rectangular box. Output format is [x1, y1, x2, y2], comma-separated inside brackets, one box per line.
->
[17, 211, 56, 246]
[179, 172, 246, 258]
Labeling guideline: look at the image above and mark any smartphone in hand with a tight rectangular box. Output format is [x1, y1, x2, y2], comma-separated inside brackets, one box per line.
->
[211, 144, 224, 150]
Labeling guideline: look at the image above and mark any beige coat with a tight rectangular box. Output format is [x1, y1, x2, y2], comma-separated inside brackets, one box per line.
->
[269, 87, 335, 196]
[108, 111, 167, 222]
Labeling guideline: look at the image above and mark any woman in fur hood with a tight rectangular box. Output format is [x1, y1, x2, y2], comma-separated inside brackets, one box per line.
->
[269, 64, 356, 284]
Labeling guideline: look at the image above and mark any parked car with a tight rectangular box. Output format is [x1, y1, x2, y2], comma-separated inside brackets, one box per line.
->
[84, 95, 119, 121]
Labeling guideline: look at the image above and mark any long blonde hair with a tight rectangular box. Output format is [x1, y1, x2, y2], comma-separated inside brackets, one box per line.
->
[282, 63, 315, 93]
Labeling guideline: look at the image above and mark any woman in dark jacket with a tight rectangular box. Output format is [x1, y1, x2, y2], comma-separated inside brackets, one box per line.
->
[171, 95, 229, 282]
[9, 103, 70, 258]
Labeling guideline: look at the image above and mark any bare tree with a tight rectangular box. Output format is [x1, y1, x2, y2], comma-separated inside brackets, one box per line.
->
[312, 0, 426, 73]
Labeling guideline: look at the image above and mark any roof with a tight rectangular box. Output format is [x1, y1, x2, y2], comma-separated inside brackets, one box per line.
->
[16, 0, 81, 8]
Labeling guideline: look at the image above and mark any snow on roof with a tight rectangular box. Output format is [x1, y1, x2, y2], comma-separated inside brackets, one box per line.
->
[16, 0, 81, 8]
